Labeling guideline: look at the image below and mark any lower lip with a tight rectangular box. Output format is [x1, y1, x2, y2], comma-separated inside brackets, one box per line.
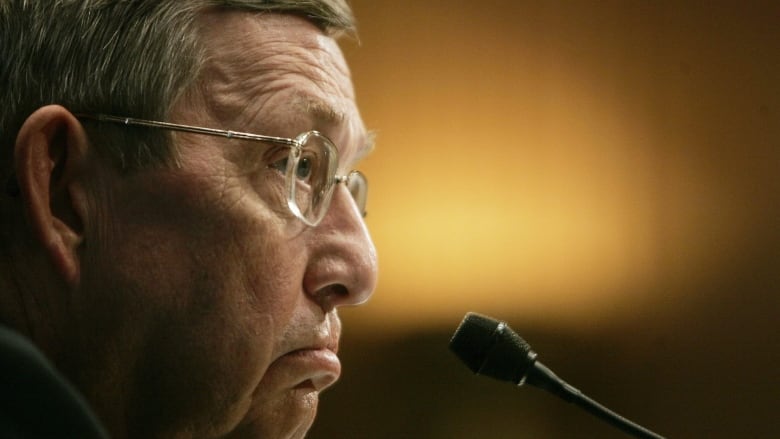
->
[275, 348, 342, 390]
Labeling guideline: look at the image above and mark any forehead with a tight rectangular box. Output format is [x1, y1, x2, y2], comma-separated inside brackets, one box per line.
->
[184, 11, 368, 162]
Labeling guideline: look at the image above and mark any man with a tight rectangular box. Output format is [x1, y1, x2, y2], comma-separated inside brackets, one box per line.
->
[0, 1, 378, 438]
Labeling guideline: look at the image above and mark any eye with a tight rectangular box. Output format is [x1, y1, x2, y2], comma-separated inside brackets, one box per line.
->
[270, 156, 288, 173]
[268, 152, 316, 183]
[265, 145, 291, 174]
[295, 157, 313, 180]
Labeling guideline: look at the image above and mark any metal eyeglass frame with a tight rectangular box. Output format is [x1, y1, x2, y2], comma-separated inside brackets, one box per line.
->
[76, 113, 367, 227]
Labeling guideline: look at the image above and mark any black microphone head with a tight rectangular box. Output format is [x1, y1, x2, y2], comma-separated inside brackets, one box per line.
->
[449, 312, 537, 384]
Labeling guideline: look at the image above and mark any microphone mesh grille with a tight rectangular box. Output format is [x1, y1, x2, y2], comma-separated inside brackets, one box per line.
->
[449, 312, 537, 383]
[449, 312, 502, 374]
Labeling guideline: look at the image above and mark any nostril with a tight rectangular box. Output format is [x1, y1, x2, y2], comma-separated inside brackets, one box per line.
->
[311, 284, 349, 311]
[323, 283, 348, 299]
[329, 284, 349, 297]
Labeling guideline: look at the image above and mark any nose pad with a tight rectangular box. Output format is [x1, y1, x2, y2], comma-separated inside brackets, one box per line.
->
[324, 180, 361, 224]
[342, 171, 367, 219]
[331, 171, 366, 219]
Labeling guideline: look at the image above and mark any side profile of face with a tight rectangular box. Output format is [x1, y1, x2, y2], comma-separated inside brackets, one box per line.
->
[68, 11, 377, 439]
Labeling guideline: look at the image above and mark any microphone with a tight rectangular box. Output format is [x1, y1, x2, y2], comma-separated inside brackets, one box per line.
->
[449, 312, 665, 439]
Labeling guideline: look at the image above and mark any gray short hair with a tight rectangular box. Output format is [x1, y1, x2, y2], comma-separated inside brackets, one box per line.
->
[0, 0, 355, 172]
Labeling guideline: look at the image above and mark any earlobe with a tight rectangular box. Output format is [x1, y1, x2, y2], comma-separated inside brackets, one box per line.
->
[15, 105, 91, 288]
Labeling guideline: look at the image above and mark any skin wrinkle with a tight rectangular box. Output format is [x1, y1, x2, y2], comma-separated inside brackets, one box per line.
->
[181, 134, 252, 216]
[194, 57, 362, 194]
[170, 141, 293, 307]
[193, 14, 373, 176]
[172, 75, 293, 224]
[86, 133, 272, 436]
[298, 96, 344, 125]
[206, 55, 348, 137]
[197, 14, 355, 133]
[189, 14, 373, 233]
[173, 86, 287, 221]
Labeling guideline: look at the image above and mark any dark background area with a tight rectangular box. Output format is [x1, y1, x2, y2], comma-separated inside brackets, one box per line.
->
[309, 1, 779, 437]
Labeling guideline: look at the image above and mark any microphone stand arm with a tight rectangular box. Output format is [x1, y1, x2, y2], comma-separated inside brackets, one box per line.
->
[525, 362, 665, 439]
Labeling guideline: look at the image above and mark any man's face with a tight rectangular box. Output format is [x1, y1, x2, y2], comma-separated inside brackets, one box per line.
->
[74, 12, 377, 439]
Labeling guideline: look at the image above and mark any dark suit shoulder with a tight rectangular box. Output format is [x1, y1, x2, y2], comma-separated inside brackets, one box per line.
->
[0, 325, 109, 438]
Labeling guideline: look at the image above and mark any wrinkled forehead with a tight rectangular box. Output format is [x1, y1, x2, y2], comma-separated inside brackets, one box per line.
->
[195, 12, 356, 125]
[182, 10, 369, 163]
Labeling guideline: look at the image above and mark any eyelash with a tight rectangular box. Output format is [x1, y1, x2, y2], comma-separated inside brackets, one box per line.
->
[263, 145, 289, 168]
[264, 145, 317, 184]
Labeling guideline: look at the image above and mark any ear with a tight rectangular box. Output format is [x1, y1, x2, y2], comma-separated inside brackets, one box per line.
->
[15, 105, 91, 288]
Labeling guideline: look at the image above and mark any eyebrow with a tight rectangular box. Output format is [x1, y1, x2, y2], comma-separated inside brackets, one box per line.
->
[295, 96, 377, 159]
[301, 98, 345, 125]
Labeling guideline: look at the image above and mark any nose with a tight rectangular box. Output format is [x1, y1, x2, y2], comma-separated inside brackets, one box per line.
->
[302, 184, 378, 311]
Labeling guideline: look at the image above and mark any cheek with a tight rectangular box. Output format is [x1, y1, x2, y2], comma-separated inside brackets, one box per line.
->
[167, 208, 310, 434]
[79, 172, 309, 436]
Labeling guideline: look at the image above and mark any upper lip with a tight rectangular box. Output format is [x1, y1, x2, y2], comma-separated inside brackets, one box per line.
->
[322, 331, 339, 353]
[286, 334, 338, 356]
[303, 317, 340, 353]
[280, 319, 341, 353]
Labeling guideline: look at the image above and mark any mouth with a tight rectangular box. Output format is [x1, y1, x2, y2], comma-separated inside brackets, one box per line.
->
[273, 347, 342, 392]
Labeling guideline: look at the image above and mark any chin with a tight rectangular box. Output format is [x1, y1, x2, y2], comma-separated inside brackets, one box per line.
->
[225, 389, 321, 439]
[278, 388, 321, 439]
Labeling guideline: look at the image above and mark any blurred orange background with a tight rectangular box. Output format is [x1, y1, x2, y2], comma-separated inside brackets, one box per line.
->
[309, 1, 779, 438]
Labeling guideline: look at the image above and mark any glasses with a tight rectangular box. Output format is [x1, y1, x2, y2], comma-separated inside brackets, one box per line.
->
[77, 114, 367, 227]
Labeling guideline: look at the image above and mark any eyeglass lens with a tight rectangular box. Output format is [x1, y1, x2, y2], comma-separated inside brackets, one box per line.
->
[286, 132, 367, 224]
[346, 171, 368, 218]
